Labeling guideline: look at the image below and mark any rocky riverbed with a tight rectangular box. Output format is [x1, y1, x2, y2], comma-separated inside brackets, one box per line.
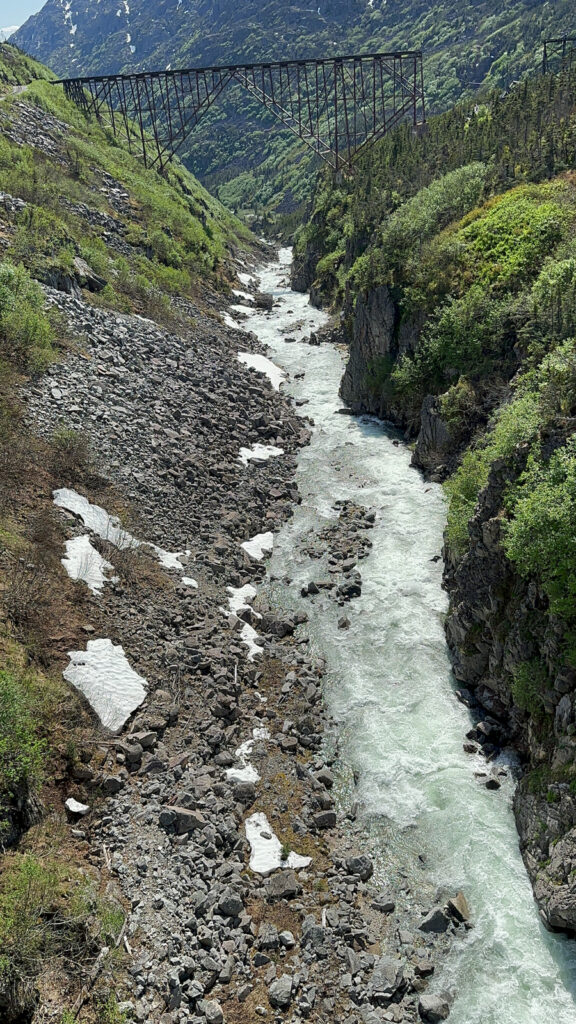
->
[22, 256, 469, 1023]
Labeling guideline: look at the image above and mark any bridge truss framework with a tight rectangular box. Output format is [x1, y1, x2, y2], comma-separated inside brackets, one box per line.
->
[543, 37, 576, 74]
[58, 51, 426, 174]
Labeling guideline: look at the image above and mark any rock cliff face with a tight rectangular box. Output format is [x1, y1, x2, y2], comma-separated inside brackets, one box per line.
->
[338, 280, 576, 935]
[445, 446, 576, 935]
[339, 286, 422, 416]
[338, 285, 455, 477]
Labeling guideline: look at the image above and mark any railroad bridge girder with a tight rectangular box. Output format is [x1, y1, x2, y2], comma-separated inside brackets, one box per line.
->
[58, 52, 426, 174]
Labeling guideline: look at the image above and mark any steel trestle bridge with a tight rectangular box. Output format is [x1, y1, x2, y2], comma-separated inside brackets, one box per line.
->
[57, 51, 426, 174]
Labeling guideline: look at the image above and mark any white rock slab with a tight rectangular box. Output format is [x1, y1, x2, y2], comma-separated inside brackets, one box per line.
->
[238, 352, 287, 390]
[241, 532, 274, 561]
[245, 812, 312, 875]
[63, 638, 147, 732]
[61, 534, 115, 594]
[238, 444, 284, 467]
[65, 797, 89, 816]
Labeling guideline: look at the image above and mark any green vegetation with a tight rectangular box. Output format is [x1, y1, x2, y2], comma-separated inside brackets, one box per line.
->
[444, 392, 541, 555]
[11, 0, 576, 219]
[0, 262, 55, 372]
[0, 853, 125, 1018]
[505, 437, 576, 628]
[511, 659, 550, 718]
[0, 46, 251, 330]
[0, 672, 47, 815]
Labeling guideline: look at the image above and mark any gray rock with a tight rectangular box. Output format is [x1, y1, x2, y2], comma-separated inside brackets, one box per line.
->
[313, 810, 337, 829]
[419, 907, 451, 933]
[447, 891, 470, 923]
[202, 999, 224, 1024]
[369, 956, 405, 1003]
[268, 974, 293, 1009]
[258, 923, 280, 950]
[418, 992, 452, 1021]
[217, 889, 243, 918]
[171, 806, 206, 834]
[265, 870, 301, 901]
[346, 854, 374, 881]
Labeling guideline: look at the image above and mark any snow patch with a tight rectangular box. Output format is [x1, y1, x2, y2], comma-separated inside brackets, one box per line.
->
[237, 271, 255, 286]
[148, 543, 191, 571]
[232, 289, 253, 302]
[54, 489, 195, 580]
[245, 812, 312, 875]
[227, 583, 258, 616]
[238, 352, 286, 391]
[238, 443, 284, 467]
[240, 622, 264, 660]
[241, 532, 274, 561]
[181, 576, 199, 588]
[63, 638, 147, 732]
[226, 738, 259, 783]
[54, 488, 136, 550]
[223, 312, 246, 332]
[0, 26, 19, 40]
[61, 534, 116, 595]
[226, 726, 271, 783]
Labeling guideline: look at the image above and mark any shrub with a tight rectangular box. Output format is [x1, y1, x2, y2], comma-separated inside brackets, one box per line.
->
[444, 391, 541, 556]
[50, 426, 92, 483]
[0, 261, 55, 371]
[0, 671, 46, 803]
[511, 659, 549, 717]
[520, 258, 576, 360]
[0, 853, 125, 1019]
[504, 437, 576, 625]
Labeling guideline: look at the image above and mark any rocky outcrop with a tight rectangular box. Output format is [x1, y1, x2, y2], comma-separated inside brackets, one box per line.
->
[340, 285, 396, 414]
[444, 445, 576, 934]
[290, 243, 323, 294]
[412, 395, 455, 479]
[339, 285, 421, 420]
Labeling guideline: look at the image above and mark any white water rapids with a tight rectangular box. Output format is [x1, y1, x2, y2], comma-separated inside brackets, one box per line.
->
[234, 248, 576, 1021]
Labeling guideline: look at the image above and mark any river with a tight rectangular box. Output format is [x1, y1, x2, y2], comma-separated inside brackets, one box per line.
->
[233, 247, 576, 1022]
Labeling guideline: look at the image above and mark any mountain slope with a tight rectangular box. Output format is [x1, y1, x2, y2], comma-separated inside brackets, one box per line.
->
[12, 0, 576, 217]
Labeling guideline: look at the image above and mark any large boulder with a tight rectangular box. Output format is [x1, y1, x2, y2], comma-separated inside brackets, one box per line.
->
[346, 854, 374, 881]
[419, 907, 451, 933]
[418, 992, 453, 1021]
[369, 956, 405, 1004]
[268, 974, 293, 1009]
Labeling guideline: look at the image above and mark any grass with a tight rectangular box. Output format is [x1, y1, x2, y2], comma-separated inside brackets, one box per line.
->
[0, 852, 126, 1021]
